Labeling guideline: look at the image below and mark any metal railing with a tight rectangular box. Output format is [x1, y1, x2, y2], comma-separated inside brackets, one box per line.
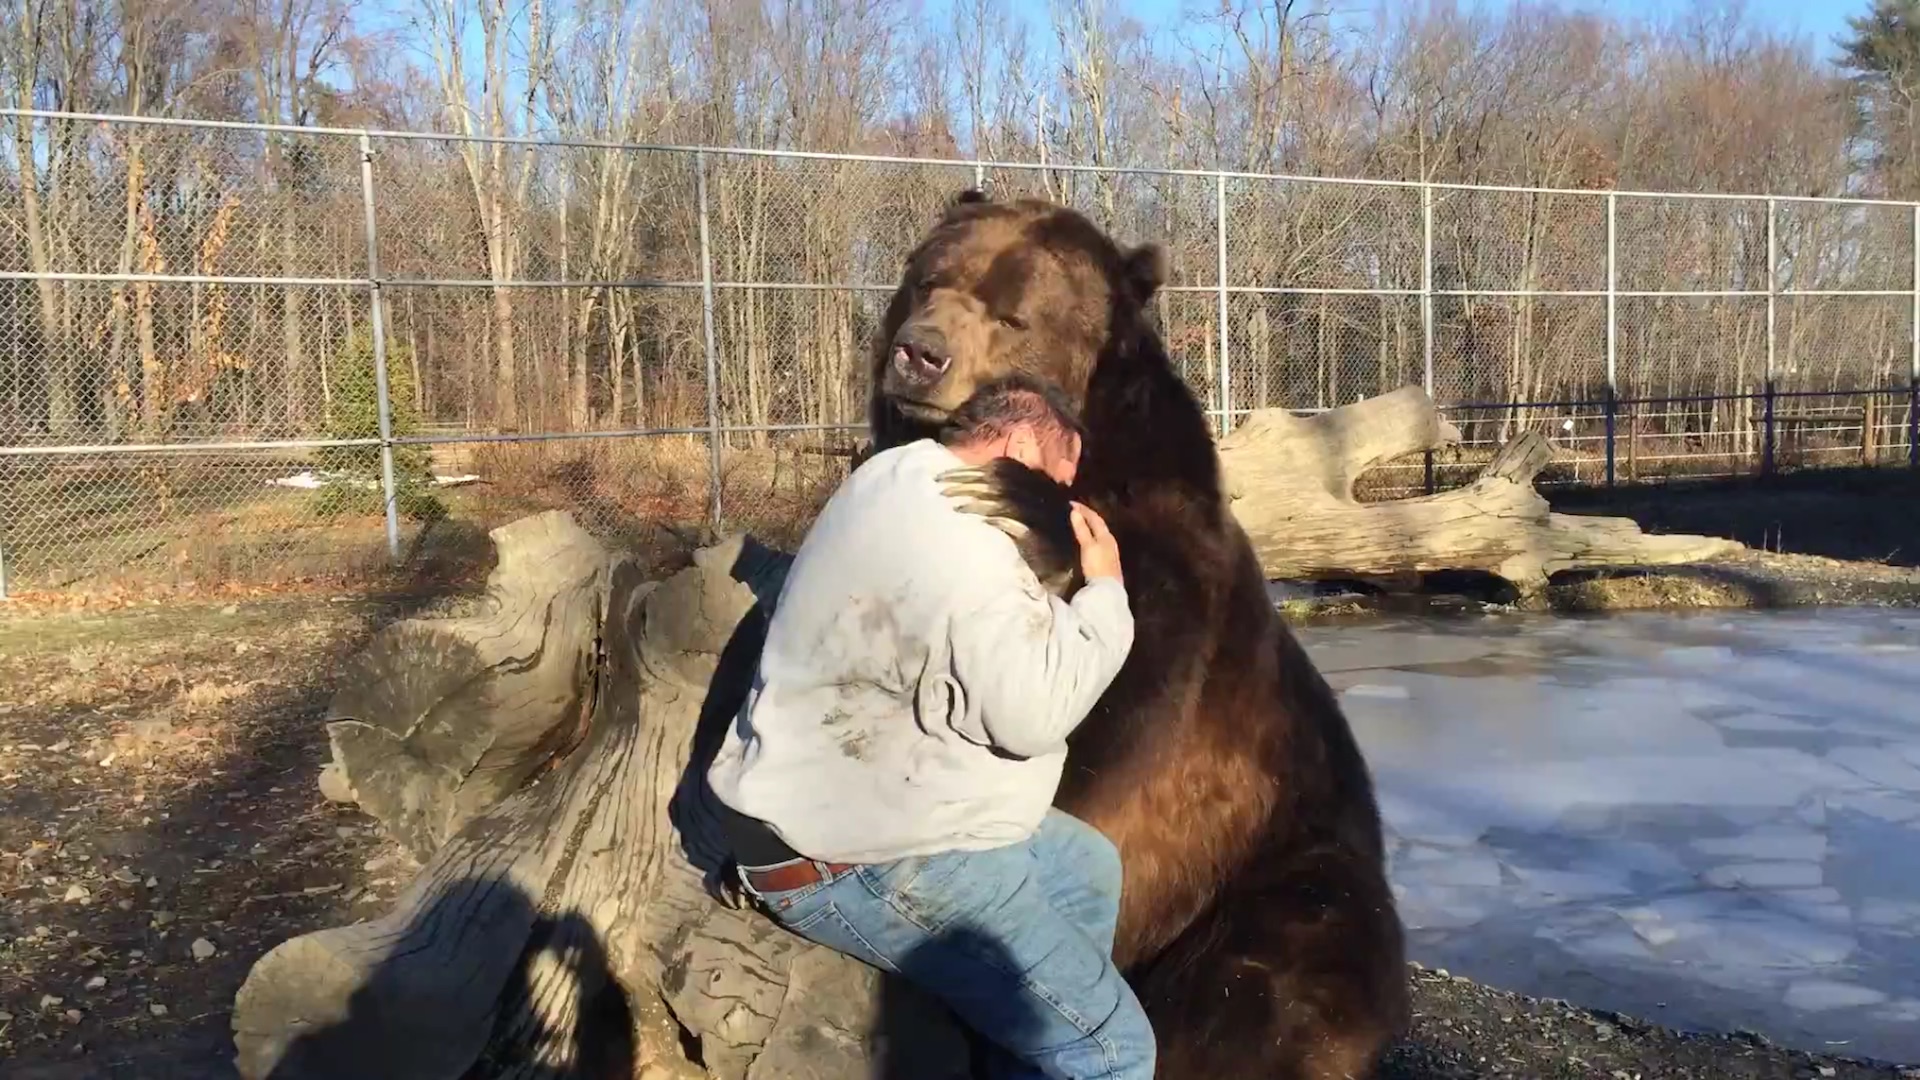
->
[2, 108, 1917, 595]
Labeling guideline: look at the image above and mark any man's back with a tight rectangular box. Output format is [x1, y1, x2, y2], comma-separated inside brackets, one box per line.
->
[708, 439, 1071, 863]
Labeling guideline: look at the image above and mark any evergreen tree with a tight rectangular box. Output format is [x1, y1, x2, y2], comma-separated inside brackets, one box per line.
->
[1840, 0, 1920, 195]
[312, 327, 445, 523]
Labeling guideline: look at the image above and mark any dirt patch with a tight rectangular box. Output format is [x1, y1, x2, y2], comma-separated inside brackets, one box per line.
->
[1547, 551, 1920, 613]
[0, 590, 444, 1078]
[4, 581, 1919, 1077]
[1384, 964, 1920, 1080]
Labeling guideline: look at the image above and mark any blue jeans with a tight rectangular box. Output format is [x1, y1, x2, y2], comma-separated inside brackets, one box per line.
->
[739, 809, 1156, 1079]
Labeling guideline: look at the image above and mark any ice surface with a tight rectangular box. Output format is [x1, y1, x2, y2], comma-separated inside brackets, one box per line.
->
[1693, 826, 1828, 862]
[1703, 862, 1826, 890]
[1784, 979, 1888, 1012]
[1341, 683, 1412, 701]
[1300, 607, 1920, 1064]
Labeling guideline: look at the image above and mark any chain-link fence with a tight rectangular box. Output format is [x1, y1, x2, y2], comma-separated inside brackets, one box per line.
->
[3, 109, 1918, 595]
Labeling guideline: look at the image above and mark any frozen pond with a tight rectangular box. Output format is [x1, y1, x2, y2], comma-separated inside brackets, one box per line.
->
[1298, 608, 1920, 1065]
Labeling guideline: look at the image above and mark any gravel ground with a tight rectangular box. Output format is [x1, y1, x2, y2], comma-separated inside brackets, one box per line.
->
[3, 562, 1919, 1079]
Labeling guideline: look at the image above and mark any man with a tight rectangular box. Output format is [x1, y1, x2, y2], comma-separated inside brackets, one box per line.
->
[706, 374, 1154, 1079]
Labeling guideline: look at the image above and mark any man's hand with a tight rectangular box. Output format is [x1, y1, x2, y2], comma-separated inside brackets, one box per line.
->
[1071, 502, 1122, 583]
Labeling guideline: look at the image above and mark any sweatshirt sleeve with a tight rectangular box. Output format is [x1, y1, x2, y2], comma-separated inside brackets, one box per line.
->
[943, 541, 1136, 760]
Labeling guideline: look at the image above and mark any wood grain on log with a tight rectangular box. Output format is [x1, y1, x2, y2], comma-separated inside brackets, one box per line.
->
[1218, 386, 1740, 590]
[320, 511, 612, 859]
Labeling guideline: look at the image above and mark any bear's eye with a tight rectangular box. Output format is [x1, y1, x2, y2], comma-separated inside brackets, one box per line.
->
[916, 274, 942, 294]
[997, 312, 1027, 331]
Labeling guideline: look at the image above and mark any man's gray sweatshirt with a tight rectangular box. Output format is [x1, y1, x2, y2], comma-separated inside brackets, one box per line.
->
[706, 438, 1134, 865]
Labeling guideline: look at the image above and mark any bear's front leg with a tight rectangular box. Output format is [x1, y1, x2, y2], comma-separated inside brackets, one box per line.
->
[937, 458, 1082, 598]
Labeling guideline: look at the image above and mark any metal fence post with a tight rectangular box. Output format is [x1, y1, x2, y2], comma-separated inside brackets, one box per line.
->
[1215, 172, 1232, 436]
[696, 151, 725, 529]
[1421, 181, 1436, 494]
[1911, 203, 1919, 468]
[356, 132, 401, 561]
[1605, 191, 1618, 488]
[1764, 196, 1778, 477]
[0, 541, 8, 601]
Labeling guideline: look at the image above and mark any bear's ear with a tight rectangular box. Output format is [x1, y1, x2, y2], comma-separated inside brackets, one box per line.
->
[941, 186, 992, 221]
[1121, 242, 1167, 304]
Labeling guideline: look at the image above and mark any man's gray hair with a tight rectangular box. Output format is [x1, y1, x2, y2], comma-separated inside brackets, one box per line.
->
[937, 374, 1086, 451]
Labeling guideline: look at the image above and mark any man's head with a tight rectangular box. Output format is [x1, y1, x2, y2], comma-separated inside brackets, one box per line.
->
[938, 374, 1086, 485]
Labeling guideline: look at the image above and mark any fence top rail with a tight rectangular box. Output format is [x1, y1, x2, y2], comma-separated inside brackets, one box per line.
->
[5, 107, 1915, 212]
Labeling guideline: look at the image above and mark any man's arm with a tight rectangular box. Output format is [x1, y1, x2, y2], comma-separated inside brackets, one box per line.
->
[943, 539, 1134, 759]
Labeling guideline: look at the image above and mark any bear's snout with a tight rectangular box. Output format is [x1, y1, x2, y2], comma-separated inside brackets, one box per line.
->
[890, 332, 952, 385]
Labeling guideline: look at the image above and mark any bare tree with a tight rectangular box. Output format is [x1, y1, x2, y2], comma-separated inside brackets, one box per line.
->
[415, 0, 553, 431]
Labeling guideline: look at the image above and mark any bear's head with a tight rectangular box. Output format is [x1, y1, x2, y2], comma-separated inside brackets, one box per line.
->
[869, 189, 1168, 450]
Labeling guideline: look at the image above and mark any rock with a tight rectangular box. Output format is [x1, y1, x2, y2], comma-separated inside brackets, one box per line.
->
[317, 763, 355, 804]
[220, 604, 238, 616]
[84, 976, 106, 990]
[190, 937, 217, 961]
[64, 884, 91, 904]
[32, 925, 50, 938]
[144, 877, 157, 888]
[0, 1010, 11, 1022]
[129, 950, 144, 960]
[40, 994, 64, 1010]
[149, 1003, 169, 1018]
[151, 911, 174, 927]
[62, 1008, 82, 1024]
[49, 739, 73, 753]
[110, 867, 139, 884]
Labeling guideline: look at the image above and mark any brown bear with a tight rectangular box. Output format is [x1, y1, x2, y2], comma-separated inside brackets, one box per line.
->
[865, 189, 1410, 1080]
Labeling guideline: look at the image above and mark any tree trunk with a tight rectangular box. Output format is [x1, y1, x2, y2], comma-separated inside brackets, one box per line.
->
[493, 281, 519, 431]
[11, 112, 75, 434]
[232, 388, 1744, 1079]
[1218, 386, 1740, 591]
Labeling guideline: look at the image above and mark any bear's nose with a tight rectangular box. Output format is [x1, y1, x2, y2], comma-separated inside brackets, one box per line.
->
[892, 341, 951, 383]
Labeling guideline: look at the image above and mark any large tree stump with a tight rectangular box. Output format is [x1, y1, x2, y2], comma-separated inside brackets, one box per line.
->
[1219, 385, 1740, 590]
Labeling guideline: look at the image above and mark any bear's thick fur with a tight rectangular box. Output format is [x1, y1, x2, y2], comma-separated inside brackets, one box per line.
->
[868, 190, 1410, 1079]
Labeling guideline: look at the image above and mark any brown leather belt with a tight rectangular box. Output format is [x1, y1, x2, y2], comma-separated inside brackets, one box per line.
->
[742, 859, 857, 893]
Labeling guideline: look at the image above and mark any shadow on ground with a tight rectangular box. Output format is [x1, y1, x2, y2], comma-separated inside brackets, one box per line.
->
[0, 546, 492, 1078]
[1549, 466, 1920, 567]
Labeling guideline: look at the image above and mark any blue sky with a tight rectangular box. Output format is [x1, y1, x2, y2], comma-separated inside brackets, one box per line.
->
[1045, 0, 1864, 61]
[397, 0, 1872, 126]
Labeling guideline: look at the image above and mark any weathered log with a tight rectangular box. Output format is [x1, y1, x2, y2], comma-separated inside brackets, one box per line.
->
[232, 523, 969, 1080]
[317, 511, 611, 860]
[1219, 385, 1741, 590]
